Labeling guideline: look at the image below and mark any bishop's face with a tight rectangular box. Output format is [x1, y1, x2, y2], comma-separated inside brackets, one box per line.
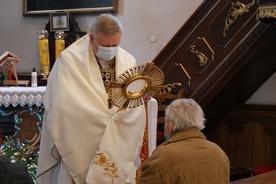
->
[90, 32, 121, 53]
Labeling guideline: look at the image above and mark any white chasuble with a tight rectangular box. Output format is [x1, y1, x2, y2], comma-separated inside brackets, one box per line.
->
[36, 34, 146, 184]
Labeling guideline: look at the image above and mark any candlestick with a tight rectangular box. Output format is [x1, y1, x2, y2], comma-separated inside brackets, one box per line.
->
[55, 31, 65, 60]
[38, 30, 50, 80]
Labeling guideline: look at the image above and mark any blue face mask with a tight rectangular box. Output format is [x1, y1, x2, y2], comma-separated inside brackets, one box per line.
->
[164, 134, 170, 141]
[96, 45, 118, 61]
[164, 122, 171, 140]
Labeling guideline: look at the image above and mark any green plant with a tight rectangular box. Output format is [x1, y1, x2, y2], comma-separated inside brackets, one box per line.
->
[2, 136, 39, 181]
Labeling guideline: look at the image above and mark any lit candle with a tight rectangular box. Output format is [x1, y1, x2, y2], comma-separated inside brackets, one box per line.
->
[55, 31, 65, 60]
[38, 39, 49, 67]
[38, 30, 50, 80]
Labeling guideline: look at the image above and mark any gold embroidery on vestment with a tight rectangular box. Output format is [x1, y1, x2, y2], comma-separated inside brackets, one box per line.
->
[98, 59, 115, 109]
[99, 59, 115, 91]
[93, 150, 120, 183]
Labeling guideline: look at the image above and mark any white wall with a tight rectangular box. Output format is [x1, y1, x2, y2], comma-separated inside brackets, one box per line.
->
[0, 0, 275, 105]
[246, 72, 276, 105]
[0, 0, 203, 73]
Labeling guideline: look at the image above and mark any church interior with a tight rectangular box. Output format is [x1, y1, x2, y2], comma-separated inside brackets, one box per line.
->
[0, 0, 276, 183]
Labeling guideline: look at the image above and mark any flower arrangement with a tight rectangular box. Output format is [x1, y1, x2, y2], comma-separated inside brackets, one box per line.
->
[2, 136, 39, 182]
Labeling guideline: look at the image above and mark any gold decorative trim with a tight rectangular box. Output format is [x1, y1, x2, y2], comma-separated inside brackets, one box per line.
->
[108, 63, 164, 109]
[190, 45, 209, 66]
[13, 107, 42, 147]
[258, 5, 276, 19]
[161, 82, 182, 93]
[175, 63, 191, 86]
[93, 150, 120, 183]
[223, 0, 255, 37]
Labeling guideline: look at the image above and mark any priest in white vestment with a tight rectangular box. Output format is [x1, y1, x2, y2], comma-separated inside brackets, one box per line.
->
[36, 14, 146, 184]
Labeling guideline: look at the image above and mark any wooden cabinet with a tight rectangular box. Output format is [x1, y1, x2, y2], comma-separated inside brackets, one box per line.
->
[208, 105, 276, 169]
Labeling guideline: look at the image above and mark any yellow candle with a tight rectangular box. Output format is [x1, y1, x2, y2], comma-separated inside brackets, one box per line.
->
[38, 39, 50, 68]
[55, 39, 65, 59]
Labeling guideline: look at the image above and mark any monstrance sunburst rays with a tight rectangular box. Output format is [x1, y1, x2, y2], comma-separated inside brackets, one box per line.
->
[108, 62, 164, 109]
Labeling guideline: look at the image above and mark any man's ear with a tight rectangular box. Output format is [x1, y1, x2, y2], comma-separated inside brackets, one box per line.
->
[89, 34, 94, 43]
[168, 122, 175, 135]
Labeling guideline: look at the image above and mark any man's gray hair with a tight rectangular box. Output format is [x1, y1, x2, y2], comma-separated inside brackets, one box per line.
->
[90, 13, 123, 37]
[165, 98, 206, 132]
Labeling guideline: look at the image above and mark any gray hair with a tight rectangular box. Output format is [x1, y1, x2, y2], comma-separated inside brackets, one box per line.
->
[165, 98, 206, 132]
[90, 13, 123, 37]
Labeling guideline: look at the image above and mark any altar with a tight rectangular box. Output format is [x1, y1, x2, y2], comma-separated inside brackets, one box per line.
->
[0, 86, 46, 143]
[0, 86, 157, 155]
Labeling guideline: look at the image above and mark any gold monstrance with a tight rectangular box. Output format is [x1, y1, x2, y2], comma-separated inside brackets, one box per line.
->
[108, 62, 164, 109]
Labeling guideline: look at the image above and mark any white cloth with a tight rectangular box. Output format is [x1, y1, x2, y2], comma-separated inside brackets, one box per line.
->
[36, 34, 146, 184]
[147, 98, 158, 156]
[0, 86, 45, 107]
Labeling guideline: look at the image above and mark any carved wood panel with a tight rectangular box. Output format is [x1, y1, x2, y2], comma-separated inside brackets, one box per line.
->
[152, 0, 276, 136]
[152, 0, 273, 106]
[208, 105, 276, 169]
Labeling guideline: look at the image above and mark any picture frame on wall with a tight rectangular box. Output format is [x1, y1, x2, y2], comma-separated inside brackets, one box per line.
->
[50, 12, 69, 32]
[23, 0, 118, 16]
